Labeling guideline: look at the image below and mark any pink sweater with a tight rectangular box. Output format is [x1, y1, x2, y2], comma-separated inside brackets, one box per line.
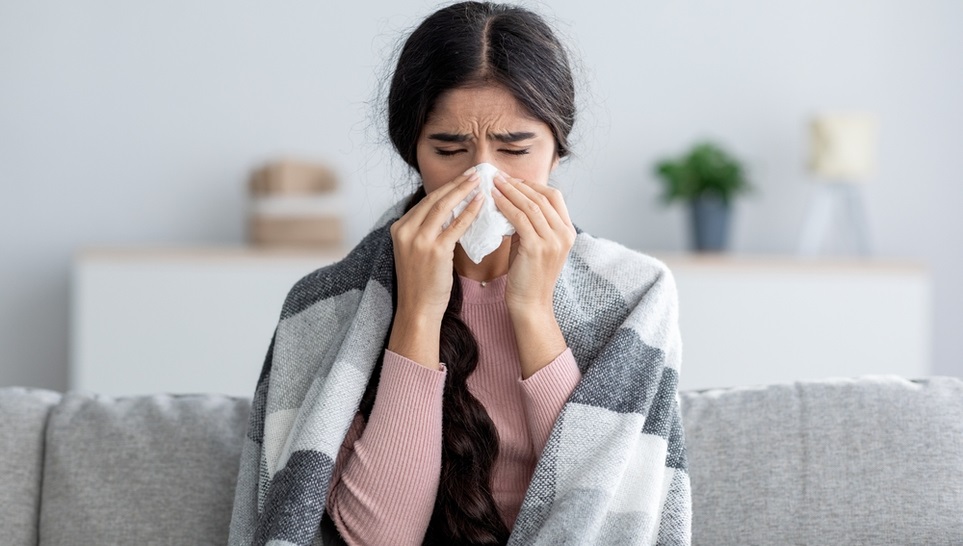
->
[325, 274, 582, 545]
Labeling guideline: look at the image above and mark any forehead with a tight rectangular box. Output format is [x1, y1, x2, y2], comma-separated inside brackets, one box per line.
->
[424, 85, 543, 130]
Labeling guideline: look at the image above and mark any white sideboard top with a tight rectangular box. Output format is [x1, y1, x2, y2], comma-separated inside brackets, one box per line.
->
[76, 245, 924, 272]
[71, 246, 931, 396]
[75, 245, 349, 263]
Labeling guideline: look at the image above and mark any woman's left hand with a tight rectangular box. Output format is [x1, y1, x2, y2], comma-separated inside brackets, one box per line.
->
[492, 173, 576, 316]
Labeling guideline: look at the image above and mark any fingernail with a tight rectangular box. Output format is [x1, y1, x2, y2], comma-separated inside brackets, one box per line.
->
[468, 172, 480, 182]
[492, 188, 503, 198]
[463, 166, 476, 176]
[472, 192, 483, 202]
[494, 173, 508, 184]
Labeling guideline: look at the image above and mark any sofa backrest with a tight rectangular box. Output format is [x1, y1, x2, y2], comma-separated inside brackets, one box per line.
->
[681, 375, 963, 545]
[0, 387, 62, 545]
[4, 376, 963, 545]
[0, 388, 252, 546]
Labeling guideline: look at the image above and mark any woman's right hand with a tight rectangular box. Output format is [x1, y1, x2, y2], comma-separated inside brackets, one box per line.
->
[387, 168, 483, 368]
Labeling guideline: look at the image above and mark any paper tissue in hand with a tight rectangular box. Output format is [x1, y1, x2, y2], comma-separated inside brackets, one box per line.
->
[444, 162, 515, 264]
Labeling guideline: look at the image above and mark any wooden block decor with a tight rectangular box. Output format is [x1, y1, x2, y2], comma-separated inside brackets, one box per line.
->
[246, 158, 345, 249]
[250, 158, 338, 196]
[248, 216, 344, 248]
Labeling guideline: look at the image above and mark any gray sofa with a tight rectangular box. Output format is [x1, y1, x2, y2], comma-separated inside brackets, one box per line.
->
[3, 375, 962, 545]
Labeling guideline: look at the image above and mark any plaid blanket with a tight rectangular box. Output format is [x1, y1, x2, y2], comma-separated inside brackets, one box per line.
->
[229, 197, 691, 545]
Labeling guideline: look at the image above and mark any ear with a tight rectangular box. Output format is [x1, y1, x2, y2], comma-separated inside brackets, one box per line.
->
[551, 154, 560, 171]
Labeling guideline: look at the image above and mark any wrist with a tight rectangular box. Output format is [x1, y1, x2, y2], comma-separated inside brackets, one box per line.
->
[509, 308, 567, 380]
[396, 301, 446, 324]
[388, 308, 443, 370]
[507, 301, 555, 323]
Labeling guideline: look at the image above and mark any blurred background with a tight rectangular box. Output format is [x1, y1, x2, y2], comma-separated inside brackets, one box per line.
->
[2, 0, 960, 395]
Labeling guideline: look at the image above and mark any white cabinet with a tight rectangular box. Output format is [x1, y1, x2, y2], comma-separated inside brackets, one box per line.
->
[70, 246, 346, 397]
[70, 248, 931, 396]
[660, 255, 931, 390]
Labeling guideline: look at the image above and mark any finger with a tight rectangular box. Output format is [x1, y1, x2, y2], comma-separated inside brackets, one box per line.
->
[438, 190, 484, 246]
[419, 173, 483, 231]
[492, 182, 538, 238]
[402, 168, 480, 231]
[507, 177, 567, 232]
[415, 167, 479, 218]
[493, 174, 552, 238]
[527, 182, 573, 228]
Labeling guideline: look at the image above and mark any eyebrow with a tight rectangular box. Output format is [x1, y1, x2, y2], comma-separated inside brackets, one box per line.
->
[427, 131, 537, 143]
[427, 132, 470, 143]
[493, 131, 536, 143]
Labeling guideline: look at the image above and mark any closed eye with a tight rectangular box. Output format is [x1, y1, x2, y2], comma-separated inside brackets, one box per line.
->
[501, 149, 530, 155]
[435, 149, 466, 156]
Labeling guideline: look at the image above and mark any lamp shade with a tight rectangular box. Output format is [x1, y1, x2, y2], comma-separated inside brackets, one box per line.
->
[808, 113, 879, 182]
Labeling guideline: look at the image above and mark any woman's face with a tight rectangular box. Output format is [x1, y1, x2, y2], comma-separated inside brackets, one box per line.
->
[415, 84, 559, 193]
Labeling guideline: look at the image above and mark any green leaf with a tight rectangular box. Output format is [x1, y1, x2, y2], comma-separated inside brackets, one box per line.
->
[651, 140, 754, 205]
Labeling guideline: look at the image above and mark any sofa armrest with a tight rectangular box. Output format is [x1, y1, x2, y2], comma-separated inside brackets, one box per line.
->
[0, 387, 63, 545]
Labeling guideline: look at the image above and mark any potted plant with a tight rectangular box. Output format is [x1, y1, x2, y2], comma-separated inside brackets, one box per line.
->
[653, 141, 753, 252]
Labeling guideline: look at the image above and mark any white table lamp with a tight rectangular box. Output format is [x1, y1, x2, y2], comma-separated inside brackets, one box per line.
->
[799, 112, 879, 256]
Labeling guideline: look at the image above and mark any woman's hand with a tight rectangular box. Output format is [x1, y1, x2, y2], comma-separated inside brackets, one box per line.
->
[387, 169, 484, 369]
[492, 173, 576, 314]
[492, 173, 575, 378]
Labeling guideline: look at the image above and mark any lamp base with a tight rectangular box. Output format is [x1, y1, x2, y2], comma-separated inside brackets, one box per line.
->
[798, 182, 872, 256]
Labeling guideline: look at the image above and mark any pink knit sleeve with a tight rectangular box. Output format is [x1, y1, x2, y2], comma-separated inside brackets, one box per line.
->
[325, 350, 447, 546]
[518, 347, 581, 456]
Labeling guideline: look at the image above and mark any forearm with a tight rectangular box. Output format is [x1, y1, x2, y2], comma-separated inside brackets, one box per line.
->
[509, 305, 568, 380]
[327, 351, 446, 545]
[519, 347, 581, 455]
[387, 305, 443, 371]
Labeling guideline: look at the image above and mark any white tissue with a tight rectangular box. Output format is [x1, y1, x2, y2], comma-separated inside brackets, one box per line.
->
[444, 162, 515, 264]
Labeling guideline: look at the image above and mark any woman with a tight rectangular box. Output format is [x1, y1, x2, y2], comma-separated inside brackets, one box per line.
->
[229, 3, 690, 545]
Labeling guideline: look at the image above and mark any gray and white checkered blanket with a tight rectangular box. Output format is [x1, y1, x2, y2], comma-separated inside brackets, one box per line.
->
[229, 197, 691, 545]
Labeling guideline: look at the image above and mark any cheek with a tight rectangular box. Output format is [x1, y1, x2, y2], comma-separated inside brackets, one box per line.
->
[415, 145, 448, 194]
[512, 150, 556, 187]
[527, 163, 554, 186]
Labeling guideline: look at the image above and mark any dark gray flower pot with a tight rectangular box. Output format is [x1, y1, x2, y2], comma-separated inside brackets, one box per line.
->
[689, 194, 731, 252]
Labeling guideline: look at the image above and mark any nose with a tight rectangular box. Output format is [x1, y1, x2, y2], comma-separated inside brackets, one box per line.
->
[470, 148, 499, 171]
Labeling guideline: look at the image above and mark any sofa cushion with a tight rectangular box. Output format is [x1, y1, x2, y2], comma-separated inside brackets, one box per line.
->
[0, 387, 62, 546]
[38, 391, 251, 545]
[681, 375, 963, 545]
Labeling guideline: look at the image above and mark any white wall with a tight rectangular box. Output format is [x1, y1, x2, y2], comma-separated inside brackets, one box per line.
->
[2, 0, 961, 390]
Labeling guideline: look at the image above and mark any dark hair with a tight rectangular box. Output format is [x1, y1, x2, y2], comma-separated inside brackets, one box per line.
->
[360, 3, 576, 544]
[388, 1, 576, 172]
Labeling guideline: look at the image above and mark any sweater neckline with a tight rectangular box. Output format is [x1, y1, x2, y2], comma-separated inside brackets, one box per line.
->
[457, 273, 509, 304]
